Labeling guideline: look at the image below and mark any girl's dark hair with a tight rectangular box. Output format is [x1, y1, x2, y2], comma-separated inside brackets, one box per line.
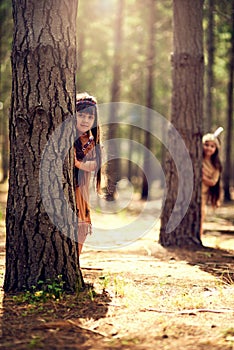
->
[204, 147, 222, 207]
[75, 93, 102, 193]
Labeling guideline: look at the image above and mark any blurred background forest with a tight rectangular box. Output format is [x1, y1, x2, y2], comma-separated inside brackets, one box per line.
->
[0, 0, 233, 200]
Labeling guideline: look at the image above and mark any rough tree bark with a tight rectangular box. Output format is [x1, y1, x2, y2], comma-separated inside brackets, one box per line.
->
[159, 0, 204, 247]
[4, 0, 82, 292]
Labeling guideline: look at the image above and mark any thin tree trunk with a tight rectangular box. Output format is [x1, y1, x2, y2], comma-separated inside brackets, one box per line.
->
[0, 2, 10, 182]
[4, 0, 82, 292]
[205, 0, 215, 131]
[106, 0, 124, 200]
[1, 119, 9, 182]
[128, 125, 134, 180]
[141, 0, 156, 200]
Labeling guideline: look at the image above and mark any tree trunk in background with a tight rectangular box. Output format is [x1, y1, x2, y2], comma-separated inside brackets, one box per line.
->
[1, 117, 8, 182]
[223, 0, 234, 202]
[77, 27, 85, 72]
[159, 0, 204, 247]
[0, 1, 11, 182]
[205, 0, 215, 131]
[128, 125, 134, 180]
[106, 0, 124, 200]
[4, 0, 82, 292]
[141, 0, 156, 200]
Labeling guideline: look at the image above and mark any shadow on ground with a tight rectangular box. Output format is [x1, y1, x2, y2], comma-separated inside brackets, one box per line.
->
[0, 289, 115, 350]
[161, 244, 234, 285]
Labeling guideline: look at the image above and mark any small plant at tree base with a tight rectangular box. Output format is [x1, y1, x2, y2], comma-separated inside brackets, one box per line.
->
[28, 335, 43, 349]
[99, 274, 111, 292]
[87, 287, 96, 301]
[13, 275, 65, 304]
[113, 276, 126, 297]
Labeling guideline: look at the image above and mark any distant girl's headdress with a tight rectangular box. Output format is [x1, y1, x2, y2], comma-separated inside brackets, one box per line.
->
[76, 92, 97, 112]
[202, 127, 224, 148]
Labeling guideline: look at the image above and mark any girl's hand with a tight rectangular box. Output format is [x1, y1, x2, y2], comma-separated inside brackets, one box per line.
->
[202, 173, 218, 187]
[74, 157, 82, 169]
[74, 149, 82, 169]
[74, 150, 96, 172]
[76, 159, 97, 172]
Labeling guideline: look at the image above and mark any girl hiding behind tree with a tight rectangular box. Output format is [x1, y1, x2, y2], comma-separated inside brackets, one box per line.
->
[74, 92, 102, 254]
[201, 127, 223, 235]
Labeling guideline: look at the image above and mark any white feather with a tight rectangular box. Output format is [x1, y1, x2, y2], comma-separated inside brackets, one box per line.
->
[213, 127, 224, 138]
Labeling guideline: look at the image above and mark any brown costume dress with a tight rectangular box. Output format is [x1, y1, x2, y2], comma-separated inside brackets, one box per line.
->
[201, 158, 220, 220]
[74, 133, 96, 245]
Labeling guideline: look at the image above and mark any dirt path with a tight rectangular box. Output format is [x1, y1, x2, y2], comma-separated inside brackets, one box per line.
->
[0, 187, 234, 349]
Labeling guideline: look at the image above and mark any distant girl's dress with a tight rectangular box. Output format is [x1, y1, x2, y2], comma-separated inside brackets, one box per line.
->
[201, 158, 221, 219]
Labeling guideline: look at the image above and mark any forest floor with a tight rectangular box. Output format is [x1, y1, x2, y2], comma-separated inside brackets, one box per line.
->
[0, 182, 234, 349]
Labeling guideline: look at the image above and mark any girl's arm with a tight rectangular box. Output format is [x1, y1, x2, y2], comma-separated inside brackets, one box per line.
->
[74, 158, 97, 172]
[74, 149, 97, 172]
[202, 168, 220, 187]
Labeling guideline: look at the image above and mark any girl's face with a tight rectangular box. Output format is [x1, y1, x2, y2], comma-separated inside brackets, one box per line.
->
[76, 112, 95, 135]
[203, 140, 217, 158]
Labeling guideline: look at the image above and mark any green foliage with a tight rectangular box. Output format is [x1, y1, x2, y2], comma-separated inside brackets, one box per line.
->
[1, 1, 232, 124]
[13, 275, 65, 304]
[77, 0, 116, 102]
[76, 0, 172, 116]
[99, 274, 111, 291]
[99, 273, 127, 297]
[1, 0, 234, 186]
[113, 275, 126, 297]
[0, 0, 12, 177]
[28, 336, 43, 349]
[203, 0, 233, 126]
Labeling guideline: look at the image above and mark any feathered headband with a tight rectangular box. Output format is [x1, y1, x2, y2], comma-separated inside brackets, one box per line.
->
[202, 127, 224, 148]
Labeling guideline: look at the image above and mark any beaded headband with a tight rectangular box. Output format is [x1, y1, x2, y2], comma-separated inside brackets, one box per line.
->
[76, 98, 97, 112]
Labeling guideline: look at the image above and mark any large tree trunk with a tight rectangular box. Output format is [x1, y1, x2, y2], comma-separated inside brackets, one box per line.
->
[159, 0, 204, 247]
[4, 0, 82, 293]
[223, 0, 234, 202]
